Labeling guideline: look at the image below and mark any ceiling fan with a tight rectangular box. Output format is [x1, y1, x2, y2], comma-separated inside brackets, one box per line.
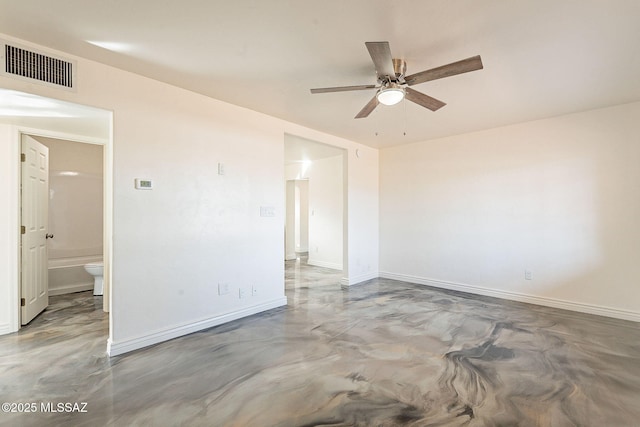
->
[310, 42, 483, 118]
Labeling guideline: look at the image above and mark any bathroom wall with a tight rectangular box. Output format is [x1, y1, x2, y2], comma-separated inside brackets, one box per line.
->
[35, 136, 103, 294]
[37, 137, 103, 259]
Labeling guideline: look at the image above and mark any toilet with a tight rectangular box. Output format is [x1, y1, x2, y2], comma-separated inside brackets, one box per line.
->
[84, 262, 104, 296]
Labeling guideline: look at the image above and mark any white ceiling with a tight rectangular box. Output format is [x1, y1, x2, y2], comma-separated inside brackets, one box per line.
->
[1, 1, 639, 148]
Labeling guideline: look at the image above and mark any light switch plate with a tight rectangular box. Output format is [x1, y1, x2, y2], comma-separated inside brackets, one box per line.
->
[134, 178, 153, 190]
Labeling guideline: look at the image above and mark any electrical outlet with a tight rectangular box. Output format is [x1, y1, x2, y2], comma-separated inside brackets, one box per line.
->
[239, 288, 245, 299]
[525, 270, 532, 280]
[252, 285, 258, 296]
[218, 283, 230, 295]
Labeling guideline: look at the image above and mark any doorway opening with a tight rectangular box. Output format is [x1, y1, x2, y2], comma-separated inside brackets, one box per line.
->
[0, 88, 112, 338]
[284, 134, 347, 279]
[21, 134, 105, 324]
[285, 179, 309, 260]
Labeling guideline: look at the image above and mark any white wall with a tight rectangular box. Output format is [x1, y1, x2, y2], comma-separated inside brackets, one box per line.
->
[308, 156, 343, 270]
[36, 137, 103, 260]
[284, 178, 310, 257]
[284, 180, 296, 261]
[380, 101, 640, 321]
[346, 148, 379, 285]
[286, 155, 344, 270]
[35, 137, 104, 295]
[0, 34, 380, 353]
[295, 180, 309, 253]
[0, 124, 18, 335]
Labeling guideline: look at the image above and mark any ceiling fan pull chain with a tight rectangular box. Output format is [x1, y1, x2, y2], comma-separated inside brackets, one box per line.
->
[403, 97, 407, 136]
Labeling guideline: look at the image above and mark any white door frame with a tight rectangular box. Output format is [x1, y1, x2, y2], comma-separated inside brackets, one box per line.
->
[8, 125, 112, 333]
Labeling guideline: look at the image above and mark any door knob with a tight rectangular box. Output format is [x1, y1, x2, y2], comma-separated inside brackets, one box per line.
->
[46, 233, 54, 239]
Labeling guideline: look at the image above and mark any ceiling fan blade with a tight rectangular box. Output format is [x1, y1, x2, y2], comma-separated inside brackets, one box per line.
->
[365, 42, 396, 80]
[310, 84, 377, 94]
[355, 95, 379, 119]
[405, 87, 446, 111]
[405, 55, 483, 86]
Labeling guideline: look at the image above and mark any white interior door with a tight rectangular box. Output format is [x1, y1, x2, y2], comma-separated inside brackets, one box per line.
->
[21, 135, 49, 325]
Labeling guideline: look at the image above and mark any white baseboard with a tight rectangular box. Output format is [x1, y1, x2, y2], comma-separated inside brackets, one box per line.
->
[49, 283, 93, 296]
[380, 271, 640, 323]
[307, 258, 342, 271]
[0, 323, 17, 336]
[341, 271, 379, 287]
[285, 253, 297, 261]
[107, 297, 287, 357]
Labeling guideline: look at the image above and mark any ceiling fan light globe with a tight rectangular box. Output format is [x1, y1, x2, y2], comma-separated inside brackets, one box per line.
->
[377, 87, 405, 106]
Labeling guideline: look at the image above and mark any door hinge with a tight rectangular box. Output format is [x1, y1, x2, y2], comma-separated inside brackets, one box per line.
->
[21, 153, 25, 162]
[21, 225, 25, 235]
[21, 298, 25, 307]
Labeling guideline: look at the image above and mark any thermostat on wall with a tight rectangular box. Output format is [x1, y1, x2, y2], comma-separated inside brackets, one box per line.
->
[135, 178, 153, 190]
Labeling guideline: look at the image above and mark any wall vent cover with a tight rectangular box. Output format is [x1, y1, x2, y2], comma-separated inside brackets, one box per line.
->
[1, 41, 76, 90]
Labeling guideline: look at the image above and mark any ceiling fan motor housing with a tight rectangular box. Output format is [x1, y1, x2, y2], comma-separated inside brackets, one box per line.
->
[391, 59, 406, 81]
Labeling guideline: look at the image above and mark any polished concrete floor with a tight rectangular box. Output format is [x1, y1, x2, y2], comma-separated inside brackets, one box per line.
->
[1, 259, 640, 426]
